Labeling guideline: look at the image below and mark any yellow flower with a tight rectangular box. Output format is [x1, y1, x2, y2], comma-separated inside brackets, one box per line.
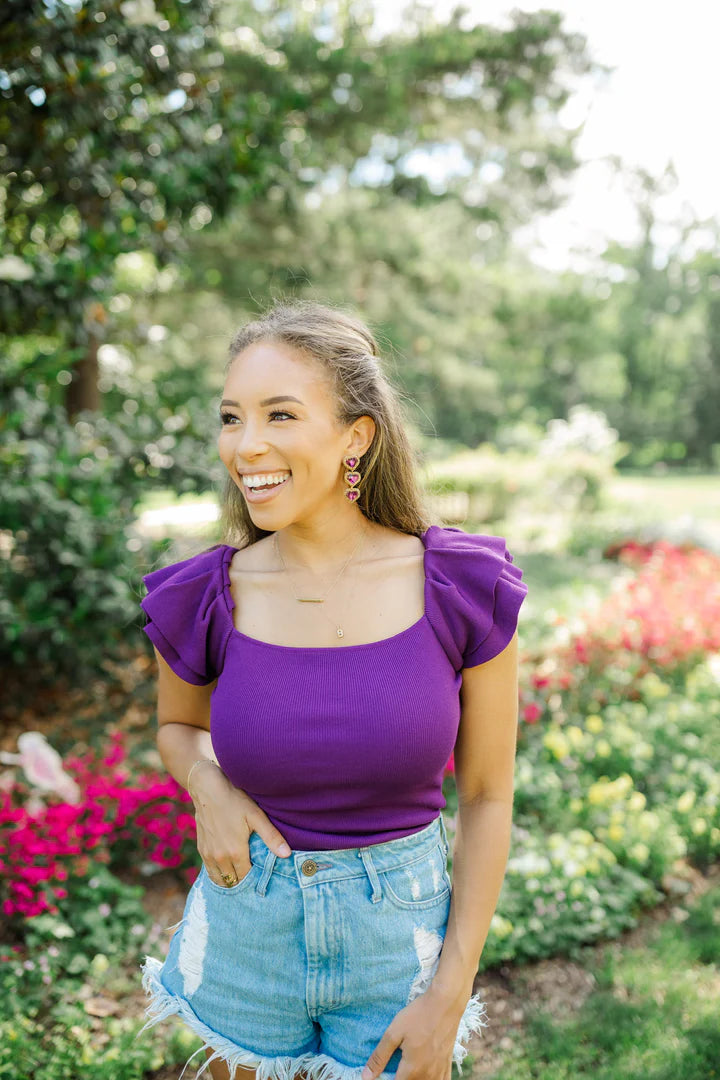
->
[90, 954, 110, 976]
[585, 714, 604, 732]
[569, 798, 584, 814]
[599, 845, 617, 865]
[628, 791, 646, 811]
[491, 914, 514, 939]
[608, 823, 625, 842]
[595, 739, 612, 757]
[640, 673, 671, 698]
[630, 842, 649, 862]
[692, 818, 707, 835]
[588, 780, 611, 805]
[569, 828, 594, 845]
[677, 791, 696, 814]
[569, 880, 584, 897]
[638, 810, 660, 836]
[567, 725, 585, 748]
[544, 731, 570, 760]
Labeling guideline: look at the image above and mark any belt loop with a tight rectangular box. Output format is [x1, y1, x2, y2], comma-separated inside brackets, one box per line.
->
[358, 848, 383, 903]
[438, 813, 449, 856]
[256, 848, 277, 896]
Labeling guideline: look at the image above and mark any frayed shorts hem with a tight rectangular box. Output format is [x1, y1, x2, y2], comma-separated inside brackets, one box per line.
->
[136, 955, 488, 1079]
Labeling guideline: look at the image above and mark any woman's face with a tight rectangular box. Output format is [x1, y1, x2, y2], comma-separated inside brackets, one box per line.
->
[217, 338, 372, 525]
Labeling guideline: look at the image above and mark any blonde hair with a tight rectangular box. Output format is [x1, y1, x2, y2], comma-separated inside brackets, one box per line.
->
[216, 297, 435, 548]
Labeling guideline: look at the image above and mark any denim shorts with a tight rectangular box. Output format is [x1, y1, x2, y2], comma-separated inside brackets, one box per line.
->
[136, 814, 488, 1080]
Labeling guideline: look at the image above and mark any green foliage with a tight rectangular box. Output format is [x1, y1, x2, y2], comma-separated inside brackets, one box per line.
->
[23, 864, 151, 973]
[0, 0, 593, 430]
[0, 372, 220, 686]
[0, 922, 188, 1079]
[678, 887, 720, 966]
[0, 0, 591, 327]
[0, 0, 220, 338]
[488, 883, 720, 1080]
[423, 439, 613, 525]
[441, 654, 720, 970]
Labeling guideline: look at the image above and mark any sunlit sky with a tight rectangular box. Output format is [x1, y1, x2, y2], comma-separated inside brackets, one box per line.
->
[369, 0, 720, 271]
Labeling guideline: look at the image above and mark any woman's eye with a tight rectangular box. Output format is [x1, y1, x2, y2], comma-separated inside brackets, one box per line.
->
[219, 411, 295, 425]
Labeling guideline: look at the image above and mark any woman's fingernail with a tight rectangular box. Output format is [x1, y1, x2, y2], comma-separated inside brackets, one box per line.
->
[278, 843, 291, 856]
[362, 1068, 373, 1080]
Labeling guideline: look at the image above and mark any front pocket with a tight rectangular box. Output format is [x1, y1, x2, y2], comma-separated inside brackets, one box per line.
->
[201, 861, 259, 895]
[378, 843, 452, 909]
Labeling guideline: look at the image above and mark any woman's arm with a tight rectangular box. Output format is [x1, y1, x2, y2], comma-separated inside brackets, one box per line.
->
[427, 630, 520, 1009]
[149, 648, 294, 882]
[151, 645, 222, 798]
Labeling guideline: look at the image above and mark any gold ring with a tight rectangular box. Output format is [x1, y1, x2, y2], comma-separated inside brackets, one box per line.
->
[221, 872, 238, 887]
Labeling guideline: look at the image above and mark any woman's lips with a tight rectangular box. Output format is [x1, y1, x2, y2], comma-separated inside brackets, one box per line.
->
[241, 474, 291, 503]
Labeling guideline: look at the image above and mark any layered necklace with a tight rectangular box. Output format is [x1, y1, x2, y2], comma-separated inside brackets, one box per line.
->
[272, 521, 372, 639]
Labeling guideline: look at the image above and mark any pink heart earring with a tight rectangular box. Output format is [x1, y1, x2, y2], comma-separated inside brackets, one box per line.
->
[343, 456, 362, 502]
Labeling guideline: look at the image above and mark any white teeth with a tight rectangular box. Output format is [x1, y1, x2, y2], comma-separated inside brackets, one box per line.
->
[243, 472, 290, 489]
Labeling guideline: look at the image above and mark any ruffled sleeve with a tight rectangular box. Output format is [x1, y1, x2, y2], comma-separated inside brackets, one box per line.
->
[424, 525, 528, 670]
[140, 545, 234, 685]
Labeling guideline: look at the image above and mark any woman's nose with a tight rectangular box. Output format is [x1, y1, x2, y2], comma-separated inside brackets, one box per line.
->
[230, 419, 269, 455]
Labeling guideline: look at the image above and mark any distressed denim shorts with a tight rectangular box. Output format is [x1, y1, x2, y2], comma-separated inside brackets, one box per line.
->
[136, 814, 488, 1080]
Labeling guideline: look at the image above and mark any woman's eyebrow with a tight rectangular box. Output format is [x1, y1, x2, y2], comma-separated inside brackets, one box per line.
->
[220, 395, 305, 407]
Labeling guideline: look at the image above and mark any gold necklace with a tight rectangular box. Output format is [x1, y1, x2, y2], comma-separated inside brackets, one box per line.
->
[273, 522, 370, 639]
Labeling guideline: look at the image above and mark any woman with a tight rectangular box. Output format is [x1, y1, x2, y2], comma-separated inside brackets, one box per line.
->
[136, 299, 528, 1080]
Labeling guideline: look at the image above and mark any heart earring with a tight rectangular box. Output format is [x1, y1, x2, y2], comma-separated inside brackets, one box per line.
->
[343, 455, 362, 502]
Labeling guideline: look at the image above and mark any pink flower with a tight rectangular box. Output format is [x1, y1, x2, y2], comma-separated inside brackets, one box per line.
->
[2, 732, 81, 804]
[523, 702, 543, 724]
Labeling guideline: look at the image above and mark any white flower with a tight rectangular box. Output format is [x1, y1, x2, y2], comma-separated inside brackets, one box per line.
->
[13, 732, 81, 804]
[0, 255, 34, 281]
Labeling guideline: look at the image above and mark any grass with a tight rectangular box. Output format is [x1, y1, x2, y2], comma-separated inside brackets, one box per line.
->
[607, 473, 720, 524]
[476, 882, 720, 1080]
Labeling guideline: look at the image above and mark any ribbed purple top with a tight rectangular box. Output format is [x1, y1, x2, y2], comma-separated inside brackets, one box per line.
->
[141, 525, 528, 850]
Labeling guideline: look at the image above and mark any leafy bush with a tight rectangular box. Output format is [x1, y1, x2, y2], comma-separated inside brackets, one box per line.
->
[0, 730, 200, 930]
[0, 376, 220, 688]
[422, 440, 613, 526]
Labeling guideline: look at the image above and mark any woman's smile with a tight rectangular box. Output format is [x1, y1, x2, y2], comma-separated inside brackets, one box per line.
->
[241, 472, 292, 503]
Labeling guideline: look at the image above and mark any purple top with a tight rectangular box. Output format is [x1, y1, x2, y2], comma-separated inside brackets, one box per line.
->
[141, 524, 528, 851]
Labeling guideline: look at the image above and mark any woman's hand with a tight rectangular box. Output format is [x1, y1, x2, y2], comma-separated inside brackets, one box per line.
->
[188, 762, 292, 887]
[360, 988, 463, 1080]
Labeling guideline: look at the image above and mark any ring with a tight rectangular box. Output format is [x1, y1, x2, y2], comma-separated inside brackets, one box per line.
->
[221, 872, 238, 887]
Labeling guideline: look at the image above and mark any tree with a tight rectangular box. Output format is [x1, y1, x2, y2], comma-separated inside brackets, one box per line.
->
[0, 0, 592, 420]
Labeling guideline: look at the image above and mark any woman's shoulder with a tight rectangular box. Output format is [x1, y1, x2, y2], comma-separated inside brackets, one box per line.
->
[140, 543, 236, 684]
[142, 542, 232, 589]
[422, 524, 529, 669]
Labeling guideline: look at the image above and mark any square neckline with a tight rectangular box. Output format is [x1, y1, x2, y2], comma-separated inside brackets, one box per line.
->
[220, 527, 431, 652]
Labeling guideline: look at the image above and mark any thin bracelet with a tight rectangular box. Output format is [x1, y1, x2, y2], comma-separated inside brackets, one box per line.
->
[186, 757, 219, 791]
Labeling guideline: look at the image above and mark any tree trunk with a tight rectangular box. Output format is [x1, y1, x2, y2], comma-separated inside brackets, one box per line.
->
[65, 335, 100, 421]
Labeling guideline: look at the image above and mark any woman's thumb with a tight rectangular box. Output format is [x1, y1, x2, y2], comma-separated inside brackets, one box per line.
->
[262, 823, 291, 857]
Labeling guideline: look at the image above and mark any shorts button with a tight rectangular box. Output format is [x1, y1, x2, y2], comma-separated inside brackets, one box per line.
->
[301, 859, 318, 876]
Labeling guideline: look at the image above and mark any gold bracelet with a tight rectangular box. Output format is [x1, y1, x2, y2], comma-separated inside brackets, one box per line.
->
[186, 757, 219, 791]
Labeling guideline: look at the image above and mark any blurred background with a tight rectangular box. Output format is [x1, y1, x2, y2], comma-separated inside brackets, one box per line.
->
[3, 0, 720, 688]
[2, 3, 719, 1078]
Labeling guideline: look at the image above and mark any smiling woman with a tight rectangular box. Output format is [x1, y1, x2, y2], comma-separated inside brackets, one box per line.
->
[137, 297, 528, 1080]
[214, 330, 380, 536]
